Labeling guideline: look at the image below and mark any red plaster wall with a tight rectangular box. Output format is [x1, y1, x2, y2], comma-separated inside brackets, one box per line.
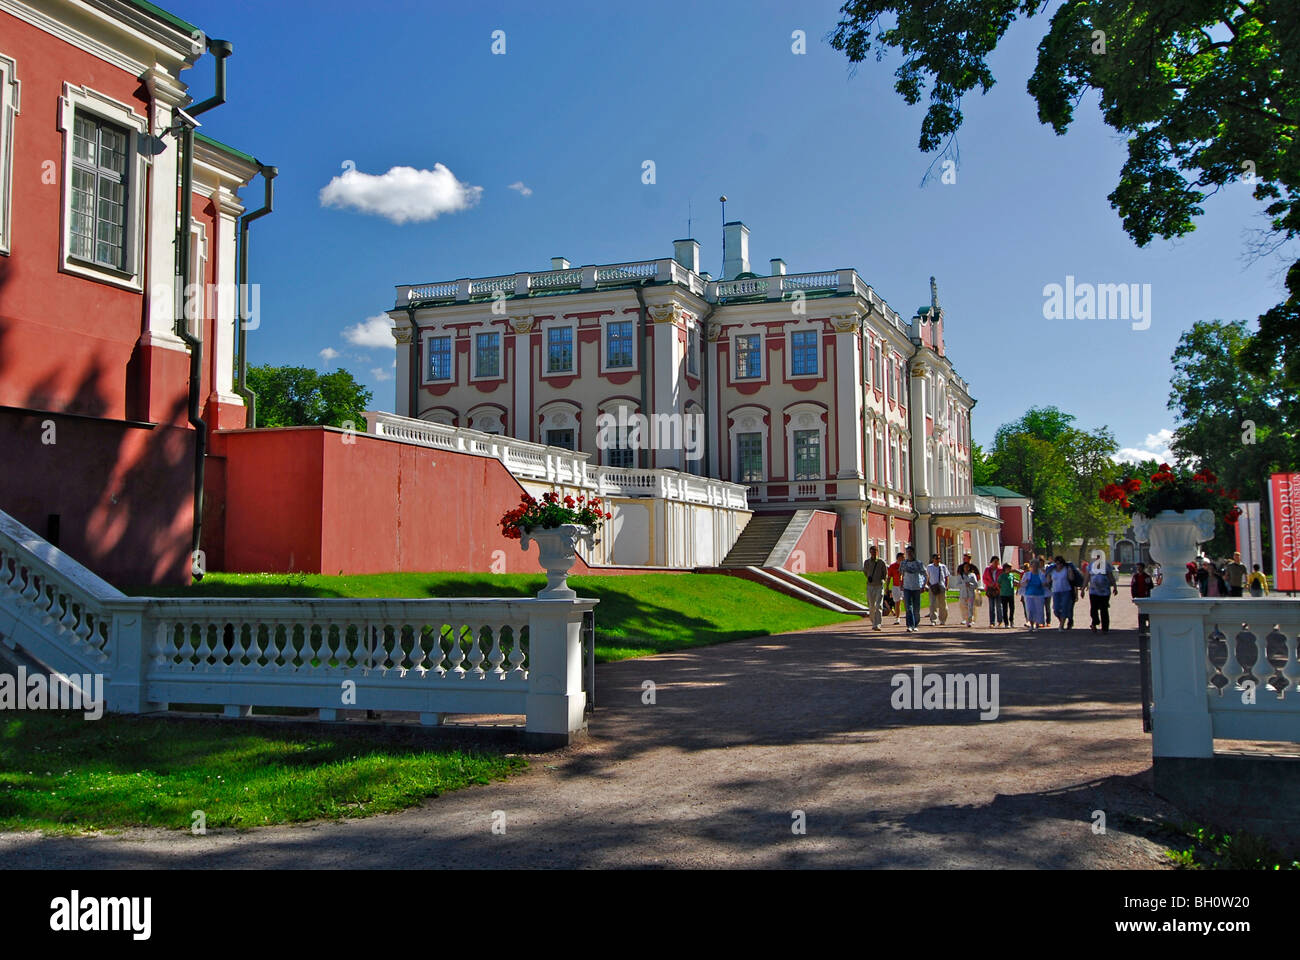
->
[217, 427, 661, 577]
[0, 408, 194, 585]
[999, 504, 1025, 547]
[783, 509, 840, 573]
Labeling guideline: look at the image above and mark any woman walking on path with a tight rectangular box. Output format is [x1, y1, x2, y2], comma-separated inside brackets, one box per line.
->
[1019, 559, 1049, 632]
[1248, 564, 1270, 596]
[982, 555, 1001, 627]
[956, 554, 980, 627]
[900, 547, 927, 634]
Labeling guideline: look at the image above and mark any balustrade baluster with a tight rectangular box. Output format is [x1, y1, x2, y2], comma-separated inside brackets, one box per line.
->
[467, 626, 486, 678]
[487, 625, 505, 677]
[1283, 627, 1300, 700]
[1207, 626, 1228, 695]
[447, 624, 466, 677]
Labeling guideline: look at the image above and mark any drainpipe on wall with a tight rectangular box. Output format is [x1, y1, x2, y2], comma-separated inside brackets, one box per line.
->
[633, 280, 651, 469]
[234, 163, 277, 427]
[697, 301, 718, 476]
[406, 304, 418, 418]
[173, 38, 232, 573]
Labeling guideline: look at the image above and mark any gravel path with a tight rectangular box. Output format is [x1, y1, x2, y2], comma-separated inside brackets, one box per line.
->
[0, 587, 1181, 868]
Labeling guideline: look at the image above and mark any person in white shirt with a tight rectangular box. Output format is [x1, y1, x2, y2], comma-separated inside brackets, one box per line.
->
[926, 553, 950, 626]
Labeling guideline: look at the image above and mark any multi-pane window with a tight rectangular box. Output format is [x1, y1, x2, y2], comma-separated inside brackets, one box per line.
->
[427, 336, 453, 381]
[791, 330, 818, 376]
[735, 334, 761, 379]
[874, 434, 884, 484]
[885, 352, 895, 402]
[475, 332, 500, 377]
[70, 111, 130, 270]
[547, 326, 574, 373]
[606, 320, 634, 369]
[737, 432, 764, 482]
[901, 448, 910, 493]
[889, 440, 898, 488]
[872, 342, 884, 388]
[687, 325, 699, 375]
[896, 361, 906, 408]
[608, 440, 634, 468]
[793, 430, 821, 480]
[546, 428, 575, 450]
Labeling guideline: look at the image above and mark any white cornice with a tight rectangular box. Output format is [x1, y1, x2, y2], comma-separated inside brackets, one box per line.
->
[1, 0, 196, 78]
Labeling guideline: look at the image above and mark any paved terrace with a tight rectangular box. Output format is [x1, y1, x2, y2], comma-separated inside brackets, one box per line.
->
[0, 590, 1182, 868]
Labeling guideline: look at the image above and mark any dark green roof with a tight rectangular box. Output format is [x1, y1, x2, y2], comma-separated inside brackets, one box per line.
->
[124, 0, 199, 35]
[975, 485, 1029, 500]
[194, 131, 258, 167]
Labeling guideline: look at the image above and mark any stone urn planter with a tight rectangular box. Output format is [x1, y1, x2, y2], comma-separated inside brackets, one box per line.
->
[520, 524, 594, 600]
[1132, 509, 1217, 599]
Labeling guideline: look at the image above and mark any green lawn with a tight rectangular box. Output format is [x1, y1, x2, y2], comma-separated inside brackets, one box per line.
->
[134, 571, 859, 662]
[0, 712, 522, 834]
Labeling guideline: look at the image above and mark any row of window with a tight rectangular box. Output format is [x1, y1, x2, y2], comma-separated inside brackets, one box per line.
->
[423, 325, 831, 384]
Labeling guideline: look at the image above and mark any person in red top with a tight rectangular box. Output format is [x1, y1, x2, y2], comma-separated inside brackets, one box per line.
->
[982, 555, 1001, 628]
[1131, 562, 1154, 599]
[887, 552, 904, 626]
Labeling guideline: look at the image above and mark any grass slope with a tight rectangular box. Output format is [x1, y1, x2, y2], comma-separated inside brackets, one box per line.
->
[135, 572, 859, 662]
[0, 713, 522, 833]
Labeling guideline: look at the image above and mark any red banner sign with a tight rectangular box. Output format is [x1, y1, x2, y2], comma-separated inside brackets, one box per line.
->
[1270, 473, 1300, 592]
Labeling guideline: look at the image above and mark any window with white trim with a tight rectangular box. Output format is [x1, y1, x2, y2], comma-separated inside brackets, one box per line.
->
[426, 335, 453, 381]
[474, 331, 500, 378]
[885, 351, 895, 403]
[687, 324, 699, 375]
[790, 330, 818, 376]
[872, 341, 883, 387]
[58, 86, 147, 288]
[737, 432, 764, 482]
[793, 429, 821, 480]
[547, 325, 574, 373]
[606, 320, 634, 369]
[735, 334, 761, 379]
[0, 53, 17, 256]
[70, 111, 130, 269]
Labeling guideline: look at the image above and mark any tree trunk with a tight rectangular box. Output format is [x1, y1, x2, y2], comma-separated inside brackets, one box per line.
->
[1077, 539, 1090, 567]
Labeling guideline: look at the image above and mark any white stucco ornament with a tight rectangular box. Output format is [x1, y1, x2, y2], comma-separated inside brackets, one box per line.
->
[521, 524, 594, 600]
[1132, 509, 1216, 599]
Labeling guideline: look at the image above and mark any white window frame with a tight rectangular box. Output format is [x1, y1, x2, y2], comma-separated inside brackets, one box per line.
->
[183, 219, 207, 338]
[542, 318, 578, 377]
[423, 332, 455, 383]
[471, 328, 502, 381]
[0, 53, 18, 256]
[785, 403, 827, 482]
[57, 84, 148, 290]
[786, 327, 820, 379]
[872, 339, 884, 389]
[728, 407, 768, 484]
[686, 323, 699, 376]
[600, 315, 636, 373]
[732, 331, 764, 382]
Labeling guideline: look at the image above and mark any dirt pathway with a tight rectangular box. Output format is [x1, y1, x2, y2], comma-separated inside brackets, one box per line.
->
[0, 587, 1181, 868]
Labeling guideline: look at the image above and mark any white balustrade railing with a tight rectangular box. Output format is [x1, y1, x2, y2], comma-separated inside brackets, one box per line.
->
[1140, 598, 1300, 757]
[367, 412, 749, 510]
[918, 494, 1001, 521]
[0, 508, 593, 744]
[395, 263, 918, 340]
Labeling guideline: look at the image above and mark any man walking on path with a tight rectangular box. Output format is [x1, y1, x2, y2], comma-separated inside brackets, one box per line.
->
[900, 547, 927, 633]
[1087, 551, 1118, 633]
[926, 553, 951, 626]
[887, 552, 905, 624]
[1225, 552, 1249, 597]
[863, 545, 889, 631]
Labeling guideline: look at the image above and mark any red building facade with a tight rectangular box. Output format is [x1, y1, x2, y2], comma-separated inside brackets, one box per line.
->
[0, 0, 270, 584]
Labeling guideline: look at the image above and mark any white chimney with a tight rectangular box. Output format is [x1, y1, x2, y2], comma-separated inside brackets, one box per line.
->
[770, 258, 786, 276]
[723, 221, 750, 280]
[551, 257, 570, 270]
[673, 239, 700, 273]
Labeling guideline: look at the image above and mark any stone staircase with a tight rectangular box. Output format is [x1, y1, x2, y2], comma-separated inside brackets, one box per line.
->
[720, 510, 817, 568]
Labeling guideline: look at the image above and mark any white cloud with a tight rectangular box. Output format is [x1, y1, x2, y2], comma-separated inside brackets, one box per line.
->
[342, 314, 396, 349]
[508, 181, 533, 197]
[370, 367, 393, 382]
[318, 347, 339, 361]
[1116, 428, 1180, 465]
[319, 164, 483, 224]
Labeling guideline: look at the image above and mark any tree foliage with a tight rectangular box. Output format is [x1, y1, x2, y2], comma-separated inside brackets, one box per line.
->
[245, 365, 373, 429]
[1168, 318, 1297, 557]
[830, 0, 1300, 382]
[987, 405, 1128, 561]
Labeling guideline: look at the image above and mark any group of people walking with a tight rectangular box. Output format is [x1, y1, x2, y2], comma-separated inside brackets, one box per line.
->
[862, 546, 1138, 635]
[1185, 551, 1270, 596]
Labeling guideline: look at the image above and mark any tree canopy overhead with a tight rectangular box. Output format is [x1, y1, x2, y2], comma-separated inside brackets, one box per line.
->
[830, 0, 1300, 382]
[245, 365, 373, 429]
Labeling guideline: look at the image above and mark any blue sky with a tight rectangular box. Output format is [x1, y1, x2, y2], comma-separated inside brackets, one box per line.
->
[175, 0, 1290, 460]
